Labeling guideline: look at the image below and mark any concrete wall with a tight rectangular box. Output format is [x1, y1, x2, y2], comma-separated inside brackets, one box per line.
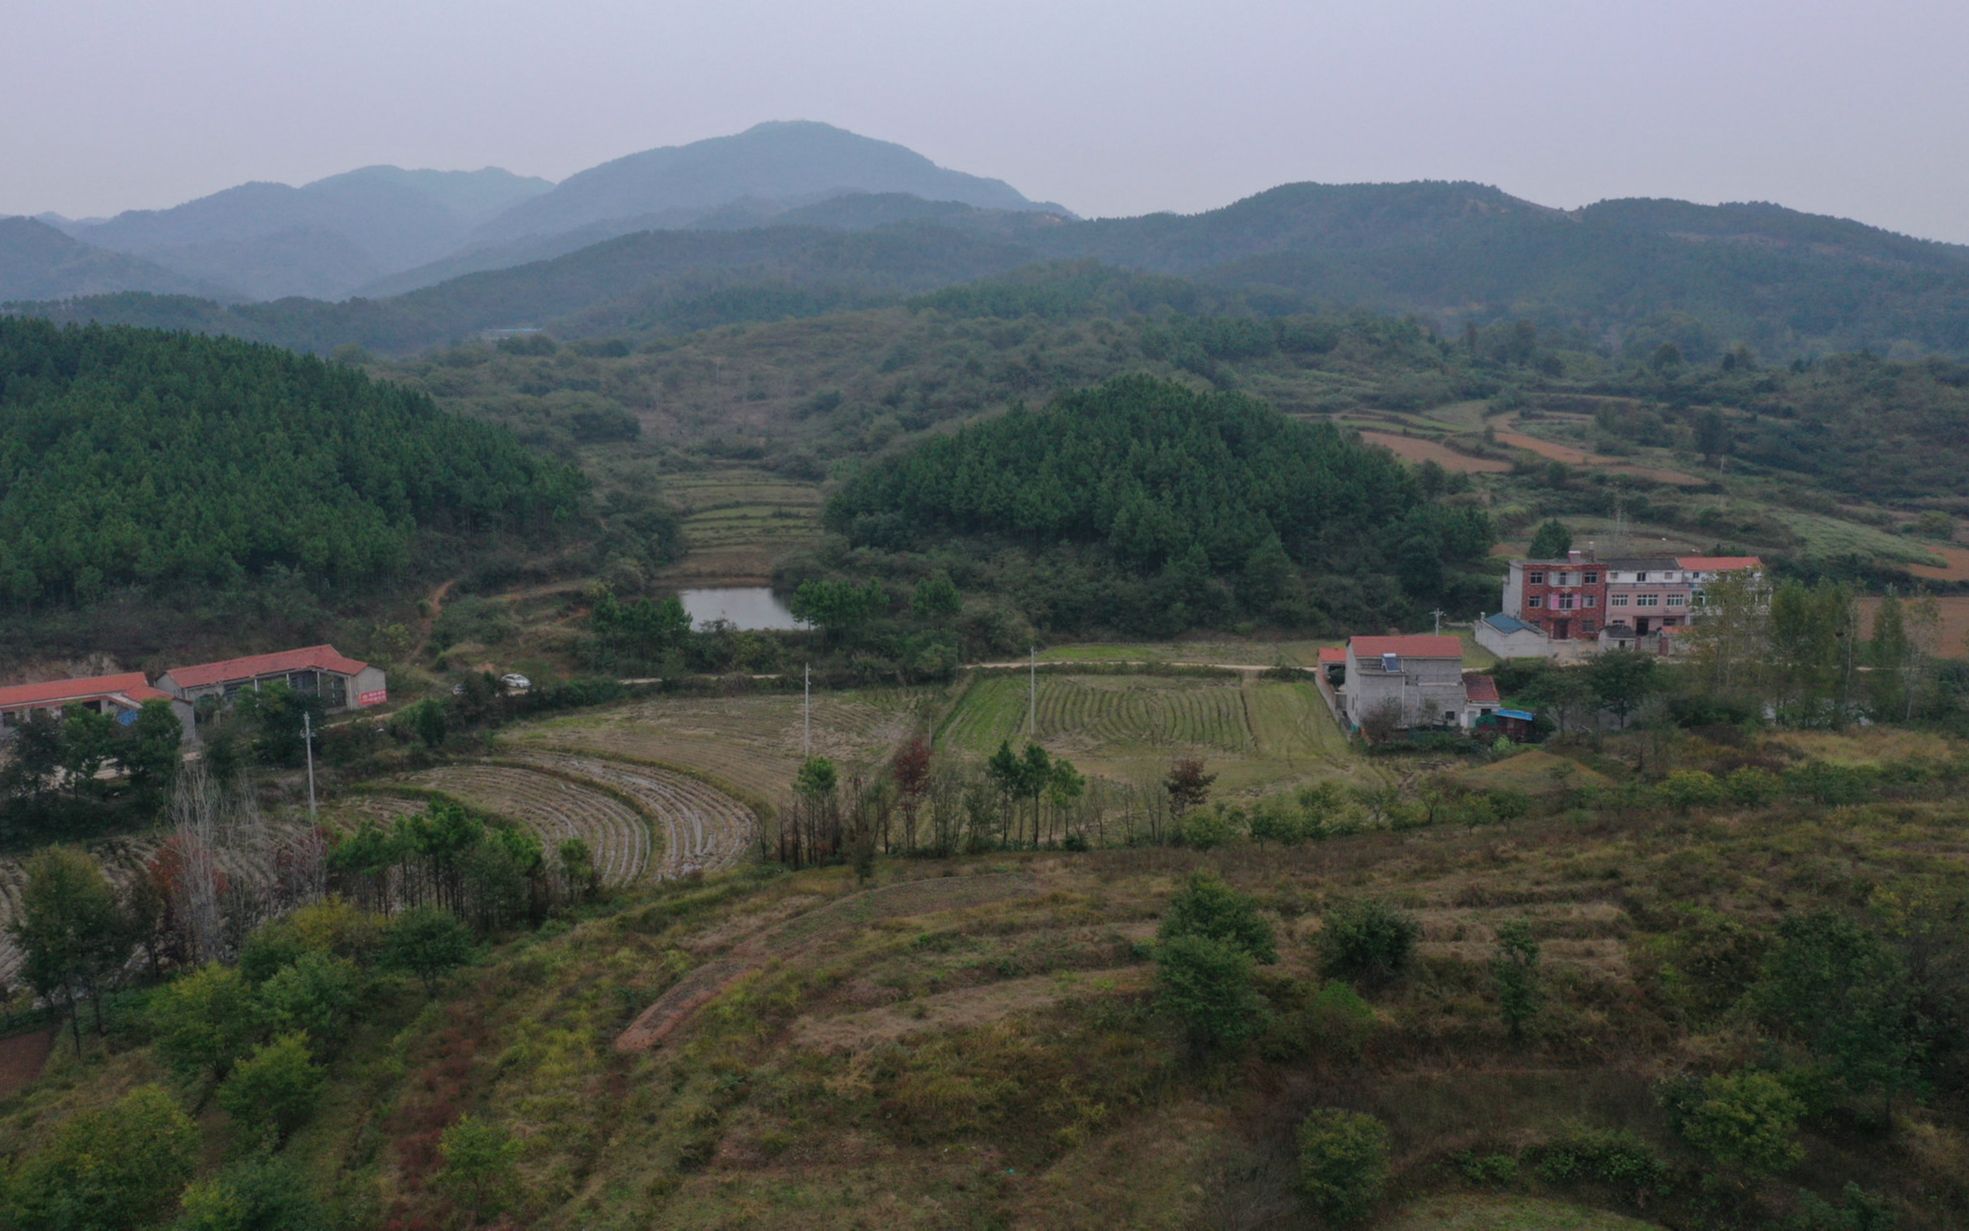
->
[1343, 653, 1465, 730]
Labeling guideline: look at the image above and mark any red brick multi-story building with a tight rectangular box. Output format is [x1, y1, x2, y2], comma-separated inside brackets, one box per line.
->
[1500, 550, 1608, 642]
[1490, 549, 1764, 658]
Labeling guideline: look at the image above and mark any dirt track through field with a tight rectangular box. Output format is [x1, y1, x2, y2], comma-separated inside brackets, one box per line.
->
[614, 872, 1041, 1052]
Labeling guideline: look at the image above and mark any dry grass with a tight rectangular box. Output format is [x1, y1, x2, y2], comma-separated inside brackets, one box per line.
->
[1360, 430, 1512, 473]
[1382, 1196, 1661, 1230]
[1453, 749, 1611, 794]
[503, 687, 932, 808]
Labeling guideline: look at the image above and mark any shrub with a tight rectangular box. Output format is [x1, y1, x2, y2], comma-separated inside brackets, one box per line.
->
[1296, 1108, 1391, 1223]
[1158, 871, 1277, 963]
[1492, 919, 1542, 1042]
[1155, 934, 1266, 1055]
[1178, 803, 1243, 850]
[174, 1153, 331, 1231]
[384, 906, 474, 994]
[150, 963, 264, 1084]
[1455, 1150, 1520, 1187]
[3, 1086, 196, 1231]
[1664, 1070, 1804, 1174]
[1318, 899, 1419, 986]
[1785, 1182, 1897, 1231]
[437, 1115, 523, 1221]
[258, 952, 361, 1051]
[1307, 980, 1377, 1059]
[1657, 769, 1724, 813]
[1533, 1126, 1667, 1196]
[1723, 766, 1781, 807]
[217, 1032, 324, 1145]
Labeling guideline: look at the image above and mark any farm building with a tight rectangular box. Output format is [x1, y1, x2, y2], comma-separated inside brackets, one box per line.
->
[159, 645, 387, 716]
[1340, 635, 1466, 732]
[0, 672, 192, 740]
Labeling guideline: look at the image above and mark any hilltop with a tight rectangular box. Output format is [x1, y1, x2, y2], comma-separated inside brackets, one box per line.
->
[16, 176, 1969, 361]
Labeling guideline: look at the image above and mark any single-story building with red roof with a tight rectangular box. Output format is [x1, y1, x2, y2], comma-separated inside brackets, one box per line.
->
[0, 672, 193, 739]
[158, 645, 387, 716]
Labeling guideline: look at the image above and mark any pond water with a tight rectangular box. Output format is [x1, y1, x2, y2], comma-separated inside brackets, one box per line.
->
[677, 587, 807, 631]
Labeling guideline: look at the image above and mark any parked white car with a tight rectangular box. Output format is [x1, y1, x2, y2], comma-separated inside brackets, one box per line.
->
[499, 672, 532, 693]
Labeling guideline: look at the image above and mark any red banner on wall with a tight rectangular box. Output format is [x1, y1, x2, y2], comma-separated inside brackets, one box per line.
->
[357, 689, 388, 707]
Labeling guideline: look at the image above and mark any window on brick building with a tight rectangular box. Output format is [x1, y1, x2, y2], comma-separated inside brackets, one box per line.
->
[1528, 571, 1545, 585]
[1584, 595, 1598, 608]
[1583, 571, 1599, 584]
[1528, 595, 1543, 608]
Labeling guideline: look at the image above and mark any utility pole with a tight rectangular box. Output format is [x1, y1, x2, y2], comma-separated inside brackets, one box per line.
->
[1431, 608, 1445, 635]
[302, 710, 317, 822]
[803, 663, 811, 758]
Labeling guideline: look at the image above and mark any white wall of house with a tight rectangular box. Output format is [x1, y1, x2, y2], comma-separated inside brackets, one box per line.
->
[1342, 650, 1466, 729]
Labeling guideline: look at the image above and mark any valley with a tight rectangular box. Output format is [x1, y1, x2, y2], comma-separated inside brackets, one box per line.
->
[3, 109, 1969, 1231]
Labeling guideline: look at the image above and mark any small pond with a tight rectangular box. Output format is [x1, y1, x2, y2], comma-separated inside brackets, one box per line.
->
[677, 587, 807, 631]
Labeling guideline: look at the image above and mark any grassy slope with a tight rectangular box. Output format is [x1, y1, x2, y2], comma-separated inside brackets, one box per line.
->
[13, 733, 1965, 1227]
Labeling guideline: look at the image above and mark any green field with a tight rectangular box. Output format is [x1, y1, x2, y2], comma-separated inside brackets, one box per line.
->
[938, 670, 1378, 794]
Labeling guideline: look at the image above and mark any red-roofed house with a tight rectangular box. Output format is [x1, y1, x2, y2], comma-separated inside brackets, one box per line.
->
[159, 645, 387, 715]
[0, 672, 192, 739]
[1341, 635, 1466, 732]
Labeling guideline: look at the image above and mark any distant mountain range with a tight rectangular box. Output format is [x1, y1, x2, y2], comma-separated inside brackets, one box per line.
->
[7, 122, 1969, 359]
[3, 122, 1063, 301]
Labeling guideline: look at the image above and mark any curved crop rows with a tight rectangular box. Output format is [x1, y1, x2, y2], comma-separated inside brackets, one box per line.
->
[944, 675, 1254, 756]
[509, 750, 758, 878]
[396, 764, 651, 886]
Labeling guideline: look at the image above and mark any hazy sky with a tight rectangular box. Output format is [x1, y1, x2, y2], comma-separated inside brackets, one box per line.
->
[10, 0, 1969, 242]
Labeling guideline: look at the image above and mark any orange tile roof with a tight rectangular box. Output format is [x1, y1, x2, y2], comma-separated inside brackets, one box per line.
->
[1677, 555, 1763, 571]
[1349, 635, 1463, 659]
[165, 645, 369, 689]
[1463, 672, 1501, 704]
[0, 672, 163, 710]
[1317, 646, 1346, 664]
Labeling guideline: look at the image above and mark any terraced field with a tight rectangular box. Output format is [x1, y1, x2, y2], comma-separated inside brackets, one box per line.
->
[939, 672, 1377, 795]
[507, 750, 758, 877]
[503, 687, 931, 809]
[395, 763, 655, 885]
[658, 468, 824, 584]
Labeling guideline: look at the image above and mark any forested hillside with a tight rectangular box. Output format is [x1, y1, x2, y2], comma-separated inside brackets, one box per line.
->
[822, 375, 1494, 634]
[19, 178, 1969, 361]
[0, 318, 584, 610]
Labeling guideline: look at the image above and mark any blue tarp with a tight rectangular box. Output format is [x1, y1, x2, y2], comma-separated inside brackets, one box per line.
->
[1496, 707, 1535, 721]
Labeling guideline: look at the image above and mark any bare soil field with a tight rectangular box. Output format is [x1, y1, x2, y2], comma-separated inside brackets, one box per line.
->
[1905, 543, 1969, 583]
[1858, 594, 1969, 659]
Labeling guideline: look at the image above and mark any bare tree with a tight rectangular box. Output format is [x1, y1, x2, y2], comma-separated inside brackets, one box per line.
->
[167, 762, 224, 964]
